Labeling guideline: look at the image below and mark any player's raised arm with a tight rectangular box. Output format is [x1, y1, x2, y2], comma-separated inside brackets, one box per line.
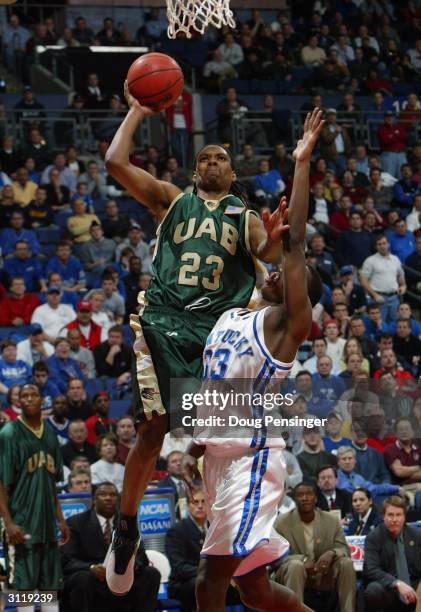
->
[105, 81, 182, 222]
[265, 109, 324, 361]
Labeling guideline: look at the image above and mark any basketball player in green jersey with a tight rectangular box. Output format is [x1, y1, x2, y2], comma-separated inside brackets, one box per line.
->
[0, 384, 69, 612]
[105, 81, 290, 594]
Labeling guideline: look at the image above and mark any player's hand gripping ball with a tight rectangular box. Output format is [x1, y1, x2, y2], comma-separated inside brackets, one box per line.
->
[127, 52, 184, 112]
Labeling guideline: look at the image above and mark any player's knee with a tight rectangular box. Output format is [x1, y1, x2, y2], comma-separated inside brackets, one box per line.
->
[237, 584, 261, 610]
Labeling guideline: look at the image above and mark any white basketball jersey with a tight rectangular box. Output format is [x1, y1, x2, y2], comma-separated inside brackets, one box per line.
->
[194, 307, 294, 455]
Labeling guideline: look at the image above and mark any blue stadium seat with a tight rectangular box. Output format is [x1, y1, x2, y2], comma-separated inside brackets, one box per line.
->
[35, 227, 61, 243]
[251, 80, 280, 95]
[222, 79, 253, 94]
[53, 210, 72, 227]
[123, 324, 135, 345]
[109, 399, 131, 418]
[0, 325, 33, 342]
[85, 378, 105, 397]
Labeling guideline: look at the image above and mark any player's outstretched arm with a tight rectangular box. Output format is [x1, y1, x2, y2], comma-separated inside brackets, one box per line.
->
[265, 109, 324, 361]
[105, 81, 182, 222]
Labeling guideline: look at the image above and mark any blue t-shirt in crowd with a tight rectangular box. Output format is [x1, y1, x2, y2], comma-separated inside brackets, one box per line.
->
[323, 436, 352, 453]
[0, 359, 32, 388]
[3, 256, 43, 292]
[389, 231, 416, 263]
[312, 373, 346, 402]
[0, 228, 41, 256]
[47, 355, 86, 394]
[35, 379, 61, 411]
[44, 256, 86, 287]
[253, 169, 283, 195]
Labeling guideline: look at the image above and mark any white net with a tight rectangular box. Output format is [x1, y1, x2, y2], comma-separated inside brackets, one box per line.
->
[166, 0, 236, 39]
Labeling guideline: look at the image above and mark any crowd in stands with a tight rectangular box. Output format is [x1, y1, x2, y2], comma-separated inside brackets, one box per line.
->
[0, 1, 420, 611]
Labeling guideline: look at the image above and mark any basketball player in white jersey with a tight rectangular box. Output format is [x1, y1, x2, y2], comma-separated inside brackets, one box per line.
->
[184, 108, 325, 612]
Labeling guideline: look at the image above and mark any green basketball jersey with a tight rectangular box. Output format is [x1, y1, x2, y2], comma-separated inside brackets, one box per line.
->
[0, 418, 63, 544]
[145, 193, 256, 318]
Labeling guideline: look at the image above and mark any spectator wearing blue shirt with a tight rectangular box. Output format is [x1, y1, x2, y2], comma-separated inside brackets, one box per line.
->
[45, 394, 70, 445]
[312, 355, 346, 417]
[389, 302, 421, 338]
[323, 412, 352, 453]
[44, 240, 86, 292]
[47, 337, 87, 394]
[363, 304, 393, 341]
[3, 240, 46, 293]
[389, 218, 416, 263]
[31, 360, 61, 413]
[253, 159, 285, 210]
[0, 339, 32, 394]
[336, 445, 402, 501]
[41, 272, 80, 308]
[0, 210, 40, 256]
[350, 420, 391, 485]
[392, 164, 420, 210]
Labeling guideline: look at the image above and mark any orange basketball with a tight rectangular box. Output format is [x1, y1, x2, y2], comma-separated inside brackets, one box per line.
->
[127, 52, 184, 112]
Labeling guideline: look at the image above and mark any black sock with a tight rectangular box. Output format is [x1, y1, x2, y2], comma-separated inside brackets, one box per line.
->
[118, 513, 139, 539]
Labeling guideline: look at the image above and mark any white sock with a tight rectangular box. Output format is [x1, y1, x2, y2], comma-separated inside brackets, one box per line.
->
[17, 607, 35, 612]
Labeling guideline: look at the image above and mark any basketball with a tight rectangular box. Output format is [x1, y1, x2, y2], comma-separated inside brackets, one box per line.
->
[127, 52, 184, 112]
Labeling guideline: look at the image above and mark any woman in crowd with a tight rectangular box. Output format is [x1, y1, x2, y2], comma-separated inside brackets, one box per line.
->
[340, 337, 370, 374]
[347, 487, 382, 535]
[42, 167, 71, 211]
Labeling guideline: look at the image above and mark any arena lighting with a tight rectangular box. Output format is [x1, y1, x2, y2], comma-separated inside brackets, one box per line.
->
[36, 45, 149, 54]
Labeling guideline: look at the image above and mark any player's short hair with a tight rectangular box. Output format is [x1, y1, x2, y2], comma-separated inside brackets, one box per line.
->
[306, 265, 323, 307]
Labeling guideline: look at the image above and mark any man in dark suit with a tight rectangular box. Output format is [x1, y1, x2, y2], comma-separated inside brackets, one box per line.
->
[159, 450, 188, 517]
[316, 464, 352, 518]
[165, 487, 242, 611]
[363, 495, 421, 611]
[61, 482, 160, 612]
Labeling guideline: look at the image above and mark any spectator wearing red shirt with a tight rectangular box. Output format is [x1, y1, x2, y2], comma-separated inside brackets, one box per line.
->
[165, 91, 192, 168]
[65, 300, 103, 350]
[373, 348, 415, 387]
[384, 418, 421, 508]
[377, 111, 407, 178]
[85, 391, 116, 445]
[330, 195, 353, 233]
[0, 276, 40, 326]
[365, 405, 397, 454]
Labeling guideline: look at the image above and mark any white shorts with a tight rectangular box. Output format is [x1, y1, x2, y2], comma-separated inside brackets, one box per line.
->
[201, 447, 290, 577]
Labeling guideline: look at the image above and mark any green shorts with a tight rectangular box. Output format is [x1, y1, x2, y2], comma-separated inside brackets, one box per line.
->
[5, 541, 63, 591]
[131, 305, 215, 428]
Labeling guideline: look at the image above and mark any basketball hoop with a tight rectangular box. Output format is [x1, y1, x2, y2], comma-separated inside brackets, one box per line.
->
[166, 0, 236, 39]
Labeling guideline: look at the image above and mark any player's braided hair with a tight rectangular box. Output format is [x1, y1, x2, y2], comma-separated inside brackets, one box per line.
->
[192, 144, 249, 207]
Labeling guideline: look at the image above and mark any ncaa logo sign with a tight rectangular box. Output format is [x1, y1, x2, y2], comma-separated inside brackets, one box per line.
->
[138, 498, 172, 535]
[61, 503, 87, 519]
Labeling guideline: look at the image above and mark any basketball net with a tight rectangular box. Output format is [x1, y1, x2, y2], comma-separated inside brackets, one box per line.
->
[166, 0, 236, 39]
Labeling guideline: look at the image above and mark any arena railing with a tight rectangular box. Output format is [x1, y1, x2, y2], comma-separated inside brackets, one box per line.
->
[4, 108, 153, 153]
